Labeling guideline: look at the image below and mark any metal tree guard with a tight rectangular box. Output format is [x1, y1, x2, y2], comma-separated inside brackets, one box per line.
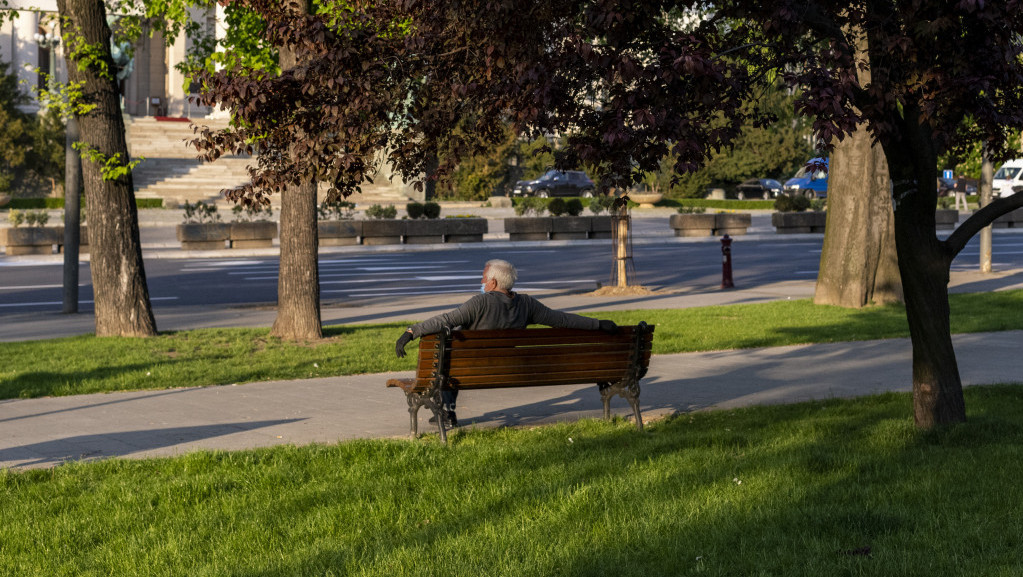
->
[610, 197, 636, 287]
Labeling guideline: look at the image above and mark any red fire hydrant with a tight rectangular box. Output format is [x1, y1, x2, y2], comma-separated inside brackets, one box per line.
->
[720, 234, 734, 289]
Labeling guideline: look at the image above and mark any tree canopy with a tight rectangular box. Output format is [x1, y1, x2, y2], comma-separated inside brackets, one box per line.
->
[193, 0, 1023, 428]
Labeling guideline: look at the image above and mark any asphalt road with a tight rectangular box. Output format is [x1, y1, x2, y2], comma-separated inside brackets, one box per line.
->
[0, 236, 830, 311]
[5, 233, 1023, 312]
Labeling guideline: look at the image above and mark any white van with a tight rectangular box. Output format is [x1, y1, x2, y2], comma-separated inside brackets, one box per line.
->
[993, 159, 1023, 198]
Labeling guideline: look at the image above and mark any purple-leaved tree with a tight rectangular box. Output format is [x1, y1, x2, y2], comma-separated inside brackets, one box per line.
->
[193, 0, 1023, 427]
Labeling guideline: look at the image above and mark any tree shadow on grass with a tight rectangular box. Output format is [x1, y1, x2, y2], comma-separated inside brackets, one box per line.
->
[221, 387, 1023, 577]
[0, 419, 303, 470]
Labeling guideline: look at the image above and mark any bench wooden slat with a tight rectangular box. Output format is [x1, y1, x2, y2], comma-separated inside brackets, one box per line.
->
[447, 335, 634, 349]
[450, 370, 633, 388]
[444, 344, 633, 361]
[419, 349, 650, 376]
[448, 360, 632, 380]
[452, 327, 634, 339]
[415, 343, 635, 366]
[446, 351, 631, 371]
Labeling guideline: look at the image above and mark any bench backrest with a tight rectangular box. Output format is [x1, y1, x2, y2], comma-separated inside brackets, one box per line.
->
[410, 324, 654, 392]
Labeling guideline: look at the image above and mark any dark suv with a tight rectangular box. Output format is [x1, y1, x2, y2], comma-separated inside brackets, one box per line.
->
[512, 170, 595, 198]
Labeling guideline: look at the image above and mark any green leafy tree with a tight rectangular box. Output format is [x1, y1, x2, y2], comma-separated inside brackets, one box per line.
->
[0, 59, 66, 196]
[0, 59, 30, 194]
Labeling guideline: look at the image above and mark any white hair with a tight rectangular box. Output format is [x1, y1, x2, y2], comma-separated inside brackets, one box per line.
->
[484, 259, 517, 290]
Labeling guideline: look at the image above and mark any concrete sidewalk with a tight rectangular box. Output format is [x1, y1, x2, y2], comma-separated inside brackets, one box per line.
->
[4, 205, 1023, 471]
[3, 330, 1021, 471]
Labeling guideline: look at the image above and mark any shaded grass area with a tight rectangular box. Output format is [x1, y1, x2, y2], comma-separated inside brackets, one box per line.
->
[3, 386, 1023, 575]
[2, 290, 1021, 400]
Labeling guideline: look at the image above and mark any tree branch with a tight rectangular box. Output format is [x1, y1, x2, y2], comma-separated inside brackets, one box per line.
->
[944, 189, 1023, 257]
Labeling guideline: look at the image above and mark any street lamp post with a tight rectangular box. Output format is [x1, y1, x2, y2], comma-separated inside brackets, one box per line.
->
[34, 30, 82, 313]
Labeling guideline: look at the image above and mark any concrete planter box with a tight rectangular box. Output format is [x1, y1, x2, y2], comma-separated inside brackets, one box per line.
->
[177, 223, 230, 250]
[504, 217, 551, 241]
[715, 213, 752, 236]
[993, 207, 1023, 228]
[550, 216, 590, 240]
[55, 224, 90, 254]
[772, 211, 826, 234]
[230, 221, 278, 248]
[669, 214, 717, 237]
[590, 216, 613, 239]
[2, 226, 61, 255]
[505, 216, 611, 241]
[318, 220, 361, 246]
[404, 219, 445, 244]
[934, 209, 959, 230]
[443, 218, 487, 243]
[361, 219, 404, 245]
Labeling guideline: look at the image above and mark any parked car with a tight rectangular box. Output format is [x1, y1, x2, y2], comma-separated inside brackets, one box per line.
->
[784, 157, 829, 199]
[512, 170, 596, 198]
[735, 178, 784, 200]
[937, 176, 977, 196]
[993, 159, 1023, 198]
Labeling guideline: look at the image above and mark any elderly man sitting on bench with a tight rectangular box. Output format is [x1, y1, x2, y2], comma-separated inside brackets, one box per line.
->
[395, 258, 618, 426]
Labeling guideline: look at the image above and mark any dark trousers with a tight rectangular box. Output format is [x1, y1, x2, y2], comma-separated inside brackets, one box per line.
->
[441, 389, 458, 414]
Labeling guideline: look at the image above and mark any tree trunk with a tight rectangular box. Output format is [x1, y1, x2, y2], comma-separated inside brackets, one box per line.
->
[815, 24, 901, 307]
[884, 103, 965, 428]
[58, 0, 156, 337]
[979, 147, 993, 273]
[271, 180, 322, 340]
[270, 0, 322, 341]
[815, 127, 902, 307]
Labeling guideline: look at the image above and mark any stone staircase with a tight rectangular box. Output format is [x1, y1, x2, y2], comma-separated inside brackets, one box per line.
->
[126, 117, 414, 209]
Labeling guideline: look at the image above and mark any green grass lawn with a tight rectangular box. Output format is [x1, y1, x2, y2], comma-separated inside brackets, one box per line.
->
[3, 385, 1023, 576]
[3, 290, 1022, 400]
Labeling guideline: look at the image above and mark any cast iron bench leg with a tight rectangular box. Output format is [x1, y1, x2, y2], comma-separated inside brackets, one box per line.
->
[598, 380, 644, 430]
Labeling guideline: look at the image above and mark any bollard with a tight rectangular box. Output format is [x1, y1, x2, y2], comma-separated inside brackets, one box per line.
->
[720, 234, 734, 289]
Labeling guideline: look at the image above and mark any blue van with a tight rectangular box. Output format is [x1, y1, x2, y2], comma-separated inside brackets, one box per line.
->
[784, 157, 829, 199]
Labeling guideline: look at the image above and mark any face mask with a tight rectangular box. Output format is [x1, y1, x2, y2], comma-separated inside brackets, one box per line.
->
[480, 283, 487, 294]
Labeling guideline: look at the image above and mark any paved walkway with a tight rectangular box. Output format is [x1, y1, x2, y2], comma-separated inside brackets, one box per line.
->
[3, 206, 1023, 470]
[3, 328, 1022, 470]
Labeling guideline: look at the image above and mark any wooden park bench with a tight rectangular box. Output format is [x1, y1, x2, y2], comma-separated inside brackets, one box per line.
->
[386, 323, 654, 442]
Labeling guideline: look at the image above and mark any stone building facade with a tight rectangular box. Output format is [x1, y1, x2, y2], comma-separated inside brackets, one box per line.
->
[2, 0, 222, 118]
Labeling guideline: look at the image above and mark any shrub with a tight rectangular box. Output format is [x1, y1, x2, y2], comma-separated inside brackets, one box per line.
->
[774, 194, 812, 212]
[318, 199, 355, 220]
[565, 198, 584, 216]
[589, 194, 615, 215]
[676, 205, 707, 214]
[406, 202, 425, 219]
[366, 204, 397, 219]
[514, 197, 546, 216]
[423, 202, 441, 219]
[182, 201, 220, 223]
[547, 197, 568, 216]
[25, 210, 49, 226]
[9, 209, 24, 227]
[811, 199, 827, 212]
[232, 203, 273, 222]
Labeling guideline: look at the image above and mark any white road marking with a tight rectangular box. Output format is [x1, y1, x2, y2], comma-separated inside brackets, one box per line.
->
[0, 296, 178, 308]
[0, 283, 90, 290]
